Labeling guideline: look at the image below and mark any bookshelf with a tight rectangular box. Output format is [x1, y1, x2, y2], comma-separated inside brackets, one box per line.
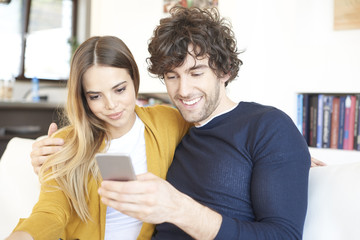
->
[297, 93, 360, 165]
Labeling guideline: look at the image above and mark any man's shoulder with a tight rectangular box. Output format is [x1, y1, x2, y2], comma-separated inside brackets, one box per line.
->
[238, 102, 284, 119]
[234, 102, 295, 133]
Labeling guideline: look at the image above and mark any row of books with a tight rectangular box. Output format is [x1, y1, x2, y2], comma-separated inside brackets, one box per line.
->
[297, 93, 360, 151]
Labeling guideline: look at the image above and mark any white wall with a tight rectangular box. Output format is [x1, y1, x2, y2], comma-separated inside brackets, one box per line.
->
[13, 0, 360, 120]
[90, 0, 360, 122]
[223, 0, 360, 121]
[90, 0, 167, 93]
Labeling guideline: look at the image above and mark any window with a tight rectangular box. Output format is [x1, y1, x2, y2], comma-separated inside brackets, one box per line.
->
[0, 0, 77, 81]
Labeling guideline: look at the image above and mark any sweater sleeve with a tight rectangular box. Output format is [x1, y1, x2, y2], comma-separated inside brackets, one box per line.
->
[12, 129, 73, 239]
[215, 109, 311, 240]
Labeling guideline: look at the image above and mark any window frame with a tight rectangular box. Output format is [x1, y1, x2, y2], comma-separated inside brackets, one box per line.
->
[16, 0, 78, 82]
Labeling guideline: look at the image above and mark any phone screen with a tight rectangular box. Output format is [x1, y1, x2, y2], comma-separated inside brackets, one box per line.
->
[95, 153, 136, 181]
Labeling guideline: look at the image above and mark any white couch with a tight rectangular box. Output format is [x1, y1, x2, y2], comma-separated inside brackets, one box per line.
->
[0, 137, 359, 239]
[0, 137, 40, 239]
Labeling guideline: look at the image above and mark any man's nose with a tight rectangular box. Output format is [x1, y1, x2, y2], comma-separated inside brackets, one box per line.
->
[178, 77, 191, 96]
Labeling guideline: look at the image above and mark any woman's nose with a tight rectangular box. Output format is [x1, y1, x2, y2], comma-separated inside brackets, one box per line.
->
[105, 96, 117, 110]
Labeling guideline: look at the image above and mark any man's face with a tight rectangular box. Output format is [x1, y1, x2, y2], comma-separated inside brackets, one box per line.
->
[164, 52, 229, 126]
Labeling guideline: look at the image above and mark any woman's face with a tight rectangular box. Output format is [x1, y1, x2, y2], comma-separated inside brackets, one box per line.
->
[82, 65, 137, 139]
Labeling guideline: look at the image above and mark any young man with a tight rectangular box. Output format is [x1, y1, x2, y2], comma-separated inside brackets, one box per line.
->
[32, 7, 312, 240]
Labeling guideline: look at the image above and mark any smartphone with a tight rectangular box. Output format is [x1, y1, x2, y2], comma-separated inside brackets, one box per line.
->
[95, 153, 136, 181]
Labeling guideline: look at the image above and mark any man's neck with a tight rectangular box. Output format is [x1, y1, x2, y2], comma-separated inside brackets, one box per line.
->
[195, 96, 238, 127]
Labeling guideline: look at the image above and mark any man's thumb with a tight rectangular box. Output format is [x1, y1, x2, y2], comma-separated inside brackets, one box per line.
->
[48, 122, 58, 136]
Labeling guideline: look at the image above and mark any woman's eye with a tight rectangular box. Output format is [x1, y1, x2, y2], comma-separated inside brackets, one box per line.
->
[89, 95, 99, 100]
[116, 87, 126, 93]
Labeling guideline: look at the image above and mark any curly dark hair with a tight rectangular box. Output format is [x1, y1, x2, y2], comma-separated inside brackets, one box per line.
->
[147, 6, 242, 86]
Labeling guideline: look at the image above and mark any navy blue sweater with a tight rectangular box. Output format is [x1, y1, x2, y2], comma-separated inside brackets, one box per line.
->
[153, 102, 310, 239]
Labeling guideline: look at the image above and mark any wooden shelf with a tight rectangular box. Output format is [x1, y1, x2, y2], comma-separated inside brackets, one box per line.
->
[0, 101, 63, 158]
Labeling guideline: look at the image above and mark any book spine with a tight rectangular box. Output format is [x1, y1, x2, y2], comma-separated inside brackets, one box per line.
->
[309, 95, 318, 147]
[354, 94, 359, 150]
[357, 94, 360, 150]
[345, 95, 356, 150]
[330, 96, 340, 149]
[338, 96, 346, 149]
[296, 94, 303, 134]
[316, 94, 324, 148]
[343, 95, 353, 150]
[322, 95, 333, 148]
[302, 94, 310, 145]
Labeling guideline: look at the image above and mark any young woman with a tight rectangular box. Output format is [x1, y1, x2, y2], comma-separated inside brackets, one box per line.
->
[7, 36, 192, 240]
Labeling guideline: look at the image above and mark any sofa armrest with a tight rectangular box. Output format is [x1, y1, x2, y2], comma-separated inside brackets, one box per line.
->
[0, 137, 40, 239]
[303, 162, 360, 240]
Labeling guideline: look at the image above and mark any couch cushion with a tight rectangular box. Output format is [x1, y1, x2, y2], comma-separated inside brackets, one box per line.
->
[303, 162, 360, 240]
[0, 137, 40, 239]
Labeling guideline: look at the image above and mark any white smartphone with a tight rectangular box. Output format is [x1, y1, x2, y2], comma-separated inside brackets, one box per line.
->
[95, 153, 136, 181]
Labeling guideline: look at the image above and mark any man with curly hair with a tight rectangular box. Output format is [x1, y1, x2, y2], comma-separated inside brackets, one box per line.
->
[99, 6, 311, 240]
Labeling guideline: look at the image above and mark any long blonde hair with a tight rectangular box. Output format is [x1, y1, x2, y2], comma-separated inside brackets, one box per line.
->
[39, 36, 140, 222]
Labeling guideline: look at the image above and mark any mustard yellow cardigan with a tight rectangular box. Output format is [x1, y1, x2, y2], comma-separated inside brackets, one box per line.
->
[13, 105, 192, 240]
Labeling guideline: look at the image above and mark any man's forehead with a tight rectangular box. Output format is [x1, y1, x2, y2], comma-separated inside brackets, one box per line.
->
[169, 53, 209, 71]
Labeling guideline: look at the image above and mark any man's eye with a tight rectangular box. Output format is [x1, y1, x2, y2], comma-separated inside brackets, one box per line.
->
[191, 72, 203, 77]
[165, 75, 177, 80]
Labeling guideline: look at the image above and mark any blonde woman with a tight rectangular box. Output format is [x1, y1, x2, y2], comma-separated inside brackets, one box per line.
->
[7, 36, 191, 240]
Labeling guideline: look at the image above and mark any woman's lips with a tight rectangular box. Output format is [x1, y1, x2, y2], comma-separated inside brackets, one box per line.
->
[107, 111, 123, 120]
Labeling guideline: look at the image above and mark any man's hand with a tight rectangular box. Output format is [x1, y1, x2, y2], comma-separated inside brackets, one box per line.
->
[30, 123, 64, 174]
[98, 173, 222, 240]
[310, 157, 326, 168]
[6, 231, 34, 240]
[99, 173, 182, 224]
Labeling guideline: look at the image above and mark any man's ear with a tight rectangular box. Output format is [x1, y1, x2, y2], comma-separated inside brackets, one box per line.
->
[220, 72, 231, 85]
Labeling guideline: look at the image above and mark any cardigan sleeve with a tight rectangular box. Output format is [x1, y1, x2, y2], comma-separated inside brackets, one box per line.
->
[12, 128, 73, 239]
[135, 105, 192, 240]
[12, 177, 71, 239]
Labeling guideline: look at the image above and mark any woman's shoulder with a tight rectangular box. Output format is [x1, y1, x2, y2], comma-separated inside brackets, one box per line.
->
[135, 105, 193, 133]
[135, 105, 182, 120]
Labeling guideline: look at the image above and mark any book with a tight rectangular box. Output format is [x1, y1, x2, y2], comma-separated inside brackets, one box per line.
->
[356, 94, 360, 150]
[296, 94, 303, 134]
[338, 96, 346, 149]
[354, 94, 360, 150]
[330, 96, 340, 149]
[343, 95, 356, 150]
[316, 94, 324, 148]
[348, 95, 356, 150]
[309, 95, 318, 147]
[322, 95, 333, 148]
[302, 94, 310, 145]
